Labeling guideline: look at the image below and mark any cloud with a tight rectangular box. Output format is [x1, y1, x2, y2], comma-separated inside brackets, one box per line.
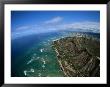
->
[16, 26, 29, 30]
[12, 20, 99, 40]
[62, 22, 99, 33]
[44, 16, 63, 24]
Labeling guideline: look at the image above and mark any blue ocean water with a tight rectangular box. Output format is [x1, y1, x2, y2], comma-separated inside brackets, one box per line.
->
[11, 31, 100, 77]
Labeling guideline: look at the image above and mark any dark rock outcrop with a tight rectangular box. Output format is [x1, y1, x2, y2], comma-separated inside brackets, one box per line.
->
[52, 35, 100, 77]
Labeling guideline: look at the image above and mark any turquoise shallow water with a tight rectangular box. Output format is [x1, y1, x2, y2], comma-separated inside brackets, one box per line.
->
[11, 31, 100, 77]
[23, 40, 65, 77]
[11, 31, 66, 77]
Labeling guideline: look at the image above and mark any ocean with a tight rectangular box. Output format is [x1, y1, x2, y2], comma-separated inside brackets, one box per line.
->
[11, 31, 100, 77]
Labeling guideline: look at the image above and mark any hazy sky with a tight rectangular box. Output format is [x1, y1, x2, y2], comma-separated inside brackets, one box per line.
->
[11, 11, 100, 39]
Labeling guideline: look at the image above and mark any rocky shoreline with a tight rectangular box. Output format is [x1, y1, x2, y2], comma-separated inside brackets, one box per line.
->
[52, 35, 100, 77]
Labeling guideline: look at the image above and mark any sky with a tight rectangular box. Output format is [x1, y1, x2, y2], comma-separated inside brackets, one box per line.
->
[11, 11, 100, 39]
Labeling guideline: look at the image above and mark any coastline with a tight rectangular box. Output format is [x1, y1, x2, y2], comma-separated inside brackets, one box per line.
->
[55, 48, 68, 77]
[52, 35, 100, 77]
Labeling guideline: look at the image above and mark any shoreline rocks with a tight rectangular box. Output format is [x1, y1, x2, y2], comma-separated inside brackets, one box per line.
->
[52, 35, 100, 77]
